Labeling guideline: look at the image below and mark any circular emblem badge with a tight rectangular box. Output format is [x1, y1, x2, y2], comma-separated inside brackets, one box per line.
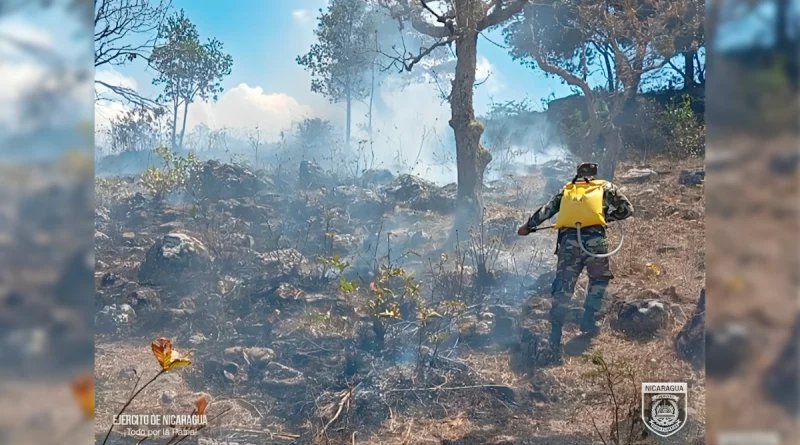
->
[650, 398, 679, 428]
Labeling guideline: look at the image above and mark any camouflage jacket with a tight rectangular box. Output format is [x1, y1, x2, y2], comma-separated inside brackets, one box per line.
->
[525, 180, 634, 230]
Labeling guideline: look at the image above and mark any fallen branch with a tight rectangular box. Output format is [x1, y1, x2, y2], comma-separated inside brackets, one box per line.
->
[315, 384, 361, 440]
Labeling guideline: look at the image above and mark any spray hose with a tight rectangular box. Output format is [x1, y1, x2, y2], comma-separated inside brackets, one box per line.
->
[536, 222, 625, 258]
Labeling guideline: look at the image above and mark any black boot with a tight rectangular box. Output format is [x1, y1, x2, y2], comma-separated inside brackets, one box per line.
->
[580, 309, 600, 336]
[548, 322, 563, 364]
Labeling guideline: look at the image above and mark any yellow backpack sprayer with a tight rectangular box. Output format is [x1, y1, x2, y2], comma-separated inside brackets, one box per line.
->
[536, 176, 625, 258]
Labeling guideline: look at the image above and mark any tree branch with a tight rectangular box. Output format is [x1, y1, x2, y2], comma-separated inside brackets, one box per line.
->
[478, 0, 529, 31]
[667, 59, 686, 78]
[380, 36, 455, 72]
[411, 16, 453, 38]
[95, 79, 161, 109]
[528, 26, 592, 98]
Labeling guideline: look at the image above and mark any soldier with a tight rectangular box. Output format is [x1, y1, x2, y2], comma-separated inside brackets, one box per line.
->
[517, 162, 634, 363]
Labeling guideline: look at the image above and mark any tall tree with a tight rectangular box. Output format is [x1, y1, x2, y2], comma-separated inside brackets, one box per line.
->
[379, 0, 528, 240]
[671, 0, 705, 89]
[505, 0, 699, 179]
[297, 0, 379, 147]
[150, 10, 232, 150]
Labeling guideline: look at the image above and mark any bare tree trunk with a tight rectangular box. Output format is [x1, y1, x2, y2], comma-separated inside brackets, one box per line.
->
[368, 58, 375, 148]
[695, 52, 705, 85]
[179, 99, 189, 150]
[447, 0, 492, 245]
[345, 87, 352, 148]
[776, 0, 789, 48]
[683, 51, 695, 89]
[597, 128, 621, 180]
[603, 50, 615, 91]
[170, 99, 178, 150]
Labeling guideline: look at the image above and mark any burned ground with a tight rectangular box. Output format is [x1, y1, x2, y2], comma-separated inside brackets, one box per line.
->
[94, 157, 706, 444]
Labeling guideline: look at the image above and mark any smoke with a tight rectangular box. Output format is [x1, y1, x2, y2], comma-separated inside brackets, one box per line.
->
[93, 5, 569, 187]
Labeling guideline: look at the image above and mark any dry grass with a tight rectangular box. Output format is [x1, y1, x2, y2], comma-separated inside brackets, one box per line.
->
[703, 134, 800, 445]
[93, 156, 708, 444]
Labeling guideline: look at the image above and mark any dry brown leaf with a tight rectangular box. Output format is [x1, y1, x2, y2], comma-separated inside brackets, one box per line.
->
[70, 372, 94, 420]
[194, 395, 208, 416]
[151, 337, 192, 371]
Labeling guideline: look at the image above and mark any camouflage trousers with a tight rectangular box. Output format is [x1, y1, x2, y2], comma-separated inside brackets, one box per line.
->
[549, 227, 613, 325]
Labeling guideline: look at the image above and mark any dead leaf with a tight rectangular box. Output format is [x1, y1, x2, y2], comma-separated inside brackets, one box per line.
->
[151, 338, 172, 370]
[645, 263, 662, 276]
[194, 396, 208, 416]
[151, 337, 192, 371]
[70, 373, 94, 420]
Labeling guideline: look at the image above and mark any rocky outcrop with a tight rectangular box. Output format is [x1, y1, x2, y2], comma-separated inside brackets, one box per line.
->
[706, 320, 751, 379]
[383, 174, 455, 214]
[619, 168, 658, 183]
[679, 168, 705, 186]
[95, 304, 136, 334]
[138, 233, 213, 285]
[612, 299, 669, 340]
[360, 169, 395, 188]
[299, 160, 334, 190]
[192, 160, 271, 200]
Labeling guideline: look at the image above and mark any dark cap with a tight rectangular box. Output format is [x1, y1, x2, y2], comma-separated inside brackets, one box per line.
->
[577, 162, 598, 177]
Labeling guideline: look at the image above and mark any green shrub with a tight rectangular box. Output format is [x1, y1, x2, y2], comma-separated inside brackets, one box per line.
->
[658, 95, 705, 158]
[141, 146, 203, 200]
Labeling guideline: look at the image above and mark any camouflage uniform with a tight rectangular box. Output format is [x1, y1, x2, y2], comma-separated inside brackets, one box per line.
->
[525, 180, 634, 353]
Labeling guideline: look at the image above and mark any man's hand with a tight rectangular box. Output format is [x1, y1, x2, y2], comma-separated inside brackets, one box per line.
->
[518, 225, 533, 236]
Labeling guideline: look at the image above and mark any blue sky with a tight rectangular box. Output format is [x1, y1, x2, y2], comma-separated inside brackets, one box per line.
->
[92, 0, 785, 180]
[103, 0, 577, 119]
[87, 0, 800, 132]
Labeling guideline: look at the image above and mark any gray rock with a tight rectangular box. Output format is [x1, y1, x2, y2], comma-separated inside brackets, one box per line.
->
[382, 174, 455, 214]
[256, 248, 309, 277]
[619, 168, 658, 183]
[530, 270, 556, 295]
[612, 300, 669, 340]
[192, 160, 270, 200]
[138, 233, 212, 285]
[706, 320, 751, 379]
[125, 287, 160, 310]
[160, 390, 175, 404]
[331, 185, 384, 218]
[679, 168, 705, 186]
[95, 304, 136, 334]
[361, 169, 395, 187]
[55, 249, 94, 307]
[299, 160, 333, 190]
[769, 152, 800, 176]
[763, 313, 800, 413]
[539, 159, 575, 179]
[459, 316, 492, 348]
[675, 289, 705, 369]
[119, 365, 137, 379]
